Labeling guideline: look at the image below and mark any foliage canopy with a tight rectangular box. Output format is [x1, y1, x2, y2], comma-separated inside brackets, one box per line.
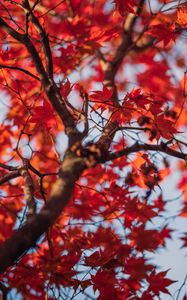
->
[0, 0, 187, 299]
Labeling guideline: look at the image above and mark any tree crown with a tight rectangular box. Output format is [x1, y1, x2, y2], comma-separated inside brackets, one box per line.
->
[0, 0, 187, 299]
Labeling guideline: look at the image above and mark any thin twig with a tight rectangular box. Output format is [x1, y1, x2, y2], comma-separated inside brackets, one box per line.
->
[0, 64, 40, 80]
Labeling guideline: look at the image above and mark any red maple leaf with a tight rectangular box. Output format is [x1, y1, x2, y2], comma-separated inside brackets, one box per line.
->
[147, 269, 176, 296]
[90, 85, 113, 111]
[30, 101, 56, 130]
[60, 79, 73, 99]
[147, 23, 177, 46]
[114, 0, 136, 15]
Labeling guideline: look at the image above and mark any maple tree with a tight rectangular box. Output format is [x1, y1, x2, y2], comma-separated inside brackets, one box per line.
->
[0, 0, 187, 299]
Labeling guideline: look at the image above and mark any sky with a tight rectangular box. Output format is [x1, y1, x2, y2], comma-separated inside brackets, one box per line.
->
[151, 163, 187, 300]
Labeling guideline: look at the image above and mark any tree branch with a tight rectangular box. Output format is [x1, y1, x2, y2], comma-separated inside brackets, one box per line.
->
[102, 142, 187, 162]
[23, 0, 54, 78]
[21, 159, 36, 216]
[0, 18, 26, 42]
[97, 0, 146, 151]
[0, 16, 81, 146]
[0, 163, 18, 171]
[0, 151, 86, 274]
[0, 171, 21, 186]
[0, 64, 40, 81]
[0, 140, 186, 273]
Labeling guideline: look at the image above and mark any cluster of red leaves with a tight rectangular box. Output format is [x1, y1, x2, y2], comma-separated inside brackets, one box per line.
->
[90, 86, 178, 141]
[0, 0, 187, 299]
[0, 158, 175, 299]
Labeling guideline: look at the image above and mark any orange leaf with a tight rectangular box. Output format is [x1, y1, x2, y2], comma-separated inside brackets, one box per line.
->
[176, 5, 187, 27]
